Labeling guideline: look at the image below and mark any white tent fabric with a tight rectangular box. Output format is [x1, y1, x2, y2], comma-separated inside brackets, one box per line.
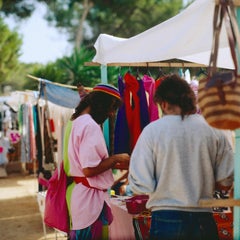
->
[92, 0, 234, 69]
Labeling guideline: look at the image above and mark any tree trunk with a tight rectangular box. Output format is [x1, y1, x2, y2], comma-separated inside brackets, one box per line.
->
[75, 0, 93, 49]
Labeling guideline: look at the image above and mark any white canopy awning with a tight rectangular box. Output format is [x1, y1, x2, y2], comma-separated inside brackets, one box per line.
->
[92, 0, 234, 69]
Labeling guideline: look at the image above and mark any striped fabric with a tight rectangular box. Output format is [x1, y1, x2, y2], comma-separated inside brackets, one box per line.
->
[93, 84, 121, 100]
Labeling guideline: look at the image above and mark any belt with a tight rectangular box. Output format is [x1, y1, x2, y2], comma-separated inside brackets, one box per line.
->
[73, 176, 107, 192]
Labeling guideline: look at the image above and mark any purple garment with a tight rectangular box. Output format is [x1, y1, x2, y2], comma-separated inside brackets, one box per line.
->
[137, 78, 150, 130]
[142, 75, 159, 122]
[114, 75, 130, 154]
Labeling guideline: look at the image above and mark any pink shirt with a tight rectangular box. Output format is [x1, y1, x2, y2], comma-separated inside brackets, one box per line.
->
[67, 114, 114, 229]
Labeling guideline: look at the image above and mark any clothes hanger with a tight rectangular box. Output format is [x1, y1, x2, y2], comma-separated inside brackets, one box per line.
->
[156, 67, 165, 79]
[118, 66, 122, 76]
[145, 63, 153, 77]
[136, 67, 141, 80]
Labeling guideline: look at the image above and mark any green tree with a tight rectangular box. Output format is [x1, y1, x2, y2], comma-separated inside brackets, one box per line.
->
[39, 0, 184, 49]
[0, 18, 22, 88]
[23, 62, 67, 90]
[0, 0, 186, 90]
[57, 47, 100, 87]
[24, 47, 100, 89]
[0, 0, 35, 19]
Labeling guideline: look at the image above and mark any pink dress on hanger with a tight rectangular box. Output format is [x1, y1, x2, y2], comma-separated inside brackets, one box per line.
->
[142, 74, 159, 122]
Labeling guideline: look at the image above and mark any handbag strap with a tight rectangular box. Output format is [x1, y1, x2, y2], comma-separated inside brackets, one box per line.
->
[228, 1, 240, 51]
[209, 3, 223, 74]
[226, 1, 240, 75]
[210, 1, 240, 76]
[223, 1, 239, 76]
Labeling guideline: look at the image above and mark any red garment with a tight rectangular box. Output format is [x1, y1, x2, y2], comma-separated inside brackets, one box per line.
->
[73, 176, 107, 191]
[213, 212, 233, 240]
[155, 76, 166, 89]
[124, 72, 142, 152]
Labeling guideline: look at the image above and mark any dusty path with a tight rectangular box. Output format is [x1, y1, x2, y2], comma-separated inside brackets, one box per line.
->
[0, 172, 66, 240]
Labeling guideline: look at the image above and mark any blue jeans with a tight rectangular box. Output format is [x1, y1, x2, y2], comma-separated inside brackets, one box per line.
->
[150, 210, 219, 240]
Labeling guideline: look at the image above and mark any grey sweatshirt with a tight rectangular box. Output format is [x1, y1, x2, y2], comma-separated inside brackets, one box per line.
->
[129, 114, 234, 212]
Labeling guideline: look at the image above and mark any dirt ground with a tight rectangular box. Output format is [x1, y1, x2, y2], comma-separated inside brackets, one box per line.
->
[0, 170, 67, 240]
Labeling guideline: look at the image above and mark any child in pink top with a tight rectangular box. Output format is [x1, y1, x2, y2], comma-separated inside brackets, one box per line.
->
[64, 84, 130, 240]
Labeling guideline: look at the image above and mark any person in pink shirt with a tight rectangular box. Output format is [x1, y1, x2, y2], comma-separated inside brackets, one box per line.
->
[64, 84, 130, 240]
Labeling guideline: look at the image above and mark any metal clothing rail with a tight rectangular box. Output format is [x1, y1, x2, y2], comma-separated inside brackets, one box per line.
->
[84, 61, 207, 68]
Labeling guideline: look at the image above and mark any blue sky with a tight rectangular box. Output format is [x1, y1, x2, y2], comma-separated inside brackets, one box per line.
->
[5, 2, 72, 64]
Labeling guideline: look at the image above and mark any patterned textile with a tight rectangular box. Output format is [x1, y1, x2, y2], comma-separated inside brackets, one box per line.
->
[68, 203, 112, 240]
[213, 212, 233, 240]
[93, 83, 121, 100]
[132, 212, 151, 240]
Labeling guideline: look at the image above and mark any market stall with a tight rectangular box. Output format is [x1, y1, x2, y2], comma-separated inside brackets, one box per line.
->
[89, 0, 240, 238]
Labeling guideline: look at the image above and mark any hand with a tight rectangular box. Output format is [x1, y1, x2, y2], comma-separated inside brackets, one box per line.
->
[114, 153, 130, 170]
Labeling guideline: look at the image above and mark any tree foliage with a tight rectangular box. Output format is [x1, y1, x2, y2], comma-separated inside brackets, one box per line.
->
[0, 0, 185, 90]
[0, 0, 35, 19]
[38, 0, 183, 48]
[0, 18, 22, 87]
[24, 47, 100, 89]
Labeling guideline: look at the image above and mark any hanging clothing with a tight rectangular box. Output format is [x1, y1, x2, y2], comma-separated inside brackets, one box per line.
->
[29, 104, 37, 162]
[39, 80, 80, 109]
[137, 77, 150, 129]
[114, 75, 130, 154]
[123, 72, 142, 152]
[19, 103, 30, 163]
[142, 75, 159, 122]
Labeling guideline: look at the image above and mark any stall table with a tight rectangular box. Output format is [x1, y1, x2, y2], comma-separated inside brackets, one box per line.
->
[109, 197, 135, 240]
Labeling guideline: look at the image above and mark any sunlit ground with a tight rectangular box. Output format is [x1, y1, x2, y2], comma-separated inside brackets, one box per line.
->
[0, 173, 67, 240]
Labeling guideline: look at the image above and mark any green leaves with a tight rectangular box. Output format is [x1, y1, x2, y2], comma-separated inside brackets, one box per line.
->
[0, 18, 22, 84]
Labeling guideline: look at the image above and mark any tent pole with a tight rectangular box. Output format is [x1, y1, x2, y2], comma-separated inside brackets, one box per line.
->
[100, 65, 110, 150]
[234, 130, 240, 239]
[234, 6, 240, 240]
[100, 65, 108, 84]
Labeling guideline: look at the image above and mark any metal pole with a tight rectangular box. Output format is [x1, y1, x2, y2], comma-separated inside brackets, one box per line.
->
[234, 6, 240, 240]
[100, 65, 110, 150]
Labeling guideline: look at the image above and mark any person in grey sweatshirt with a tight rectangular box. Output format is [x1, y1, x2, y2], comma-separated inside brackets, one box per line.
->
[128, 74, 233, 240]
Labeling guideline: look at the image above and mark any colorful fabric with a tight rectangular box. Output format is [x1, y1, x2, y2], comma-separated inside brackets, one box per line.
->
[93, 83, 121, 100]
[142, 74, 159, 122]
[124, 72, 142, 152]
[63, 120, 72, 176]
[65, 114, 114, 230]
[213, 212, 233, 240]
[137, 78, 150, 130]
[133, 213, 151, 240]
[68, 203, 112, 240]
[114, 75, 130, 154]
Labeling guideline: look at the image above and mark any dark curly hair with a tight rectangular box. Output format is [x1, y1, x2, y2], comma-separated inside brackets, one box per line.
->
[71, 91, 122, 124]
[154, 74, 197, 119]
